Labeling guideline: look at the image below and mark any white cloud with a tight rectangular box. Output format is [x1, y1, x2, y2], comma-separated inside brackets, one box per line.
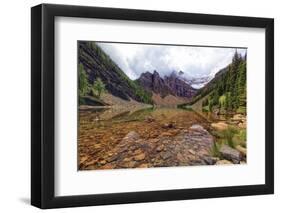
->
[97, 42, 246, 80]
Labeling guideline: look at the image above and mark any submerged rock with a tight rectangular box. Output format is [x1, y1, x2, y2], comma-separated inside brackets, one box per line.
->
[161, 132, 174, 137]
[160, 151, 172, 160]
[134, 153, 146, 161]
[122, 131, 140, 142]
[145, 116, 155, 123]
[100, 160, 107, 165]
[162, 123, 176, 129]
[156, 145, 165, 152]
[188, 149, 196, 155]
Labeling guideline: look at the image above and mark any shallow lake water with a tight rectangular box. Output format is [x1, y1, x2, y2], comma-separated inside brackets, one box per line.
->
[78, 107, 223, 170]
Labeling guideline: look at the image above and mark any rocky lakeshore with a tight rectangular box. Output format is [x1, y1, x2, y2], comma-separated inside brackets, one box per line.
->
[78, 107, 247, 170]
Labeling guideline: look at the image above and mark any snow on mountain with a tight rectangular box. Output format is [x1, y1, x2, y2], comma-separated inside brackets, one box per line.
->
[170, 70, 212, 89]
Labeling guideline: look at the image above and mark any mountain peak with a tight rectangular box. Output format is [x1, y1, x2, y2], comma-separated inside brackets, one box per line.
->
[153, 70, 160, 76]
[78, 41, 152, 103]
[137, 70, 197, 98]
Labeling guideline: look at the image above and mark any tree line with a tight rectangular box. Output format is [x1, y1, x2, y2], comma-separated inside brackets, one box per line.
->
[79, 63, 106, 99]
[79, 41, 152, 104]
[202, 51, 247, 114]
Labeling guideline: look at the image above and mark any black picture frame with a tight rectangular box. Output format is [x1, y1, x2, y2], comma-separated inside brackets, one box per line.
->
[31, 3, 274, 209]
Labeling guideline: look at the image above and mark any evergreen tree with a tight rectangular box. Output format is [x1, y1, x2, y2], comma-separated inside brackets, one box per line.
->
[212, 90, 219, 106]
[79, 63, 89, 96]
[198, 50, 246, 114]
[225, 66, 232, 92]
[237, 61, 247, 107]
[209, 99, 214, 112]
[202, 98, 209, 107]
[218, 81, 224, 96]
[225, 92, 232, 111]
[232, 50, 242, 72]
[92, 78, 106, 98]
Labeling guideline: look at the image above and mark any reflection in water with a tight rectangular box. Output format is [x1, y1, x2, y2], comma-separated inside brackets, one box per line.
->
[79, 107, 108, 122]
[78, 106, 217, 170]
[79, 106, 214, 126]
[79, 105, 233, 129]
[200, 111, 232, 122]
[178, 104, 231, 122]
[80, 105, 224, 124]
[80, 106, 156, 124]
[78, 105, 247, 170]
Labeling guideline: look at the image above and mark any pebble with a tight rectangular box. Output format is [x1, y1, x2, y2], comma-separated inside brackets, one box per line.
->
[134, 153, 146, 161]
[188, 149, 196, 155]
[100, 160, 107, 165]
[156, 145, 164, 152]
[160, 152, 172, 160]
[215, 160, 233, 165]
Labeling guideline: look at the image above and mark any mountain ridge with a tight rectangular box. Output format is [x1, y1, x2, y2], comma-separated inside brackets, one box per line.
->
[78, 41, 152, 104]
[181, 51, 247, 115]
[78, 41, 244, 109]
[136, 70, 197, 99]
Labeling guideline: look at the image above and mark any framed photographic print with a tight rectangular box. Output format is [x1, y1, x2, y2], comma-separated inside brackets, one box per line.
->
[31, 4, 274, 209]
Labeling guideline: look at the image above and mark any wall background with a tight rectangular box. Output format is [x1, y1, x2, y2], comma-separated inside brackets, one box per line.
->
[0, 0, 279, 212]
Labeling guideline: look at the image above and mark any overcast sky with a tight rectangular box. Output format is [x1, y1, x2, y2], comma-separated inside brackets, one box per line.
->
[97, 42, 246, 80]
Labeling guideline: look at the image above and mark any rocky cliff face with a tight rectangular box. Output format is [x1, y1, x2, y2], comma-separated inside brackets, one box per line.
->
[136, 71, 174, 98]
[137, 70, 197, 98]
[164, 72, 197, 98]
[78, 41, 152, 103]
[194, 66, 228, 97]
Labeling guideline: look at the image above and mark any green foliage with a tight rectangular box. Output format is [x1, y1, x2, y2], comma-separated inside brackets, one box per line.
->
[184, 105, 194, 111]
[92, 78, 106, 98]
[237, 106, 246, 114]
[202, 105, 209, 112]
[222, 127, 239, 148]
[79, 96, 86, 105]
[192, 50, 247, 114]
[202, 98, 209, 107]
[79, 63, 89, 96]
[209, 99, 214, 112]
[233, 129, 247, 148]
[219, 95, 226, 109]
[211, 125, 246, 160]
[134, 85, 153, 104]
[239, 129, 247, 143]
[237, 62, 247, 110]
[204, 98, 210, 111]
[85, 41, 152, 104]
[210, 142, 221, 158]
[212, 90, 219, 106]
[225, 92, 232, 111]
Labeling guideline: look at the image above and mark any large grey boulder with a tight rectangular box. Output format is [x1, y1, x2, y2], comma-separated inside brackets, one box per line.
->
[219, 145, 242, 163]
